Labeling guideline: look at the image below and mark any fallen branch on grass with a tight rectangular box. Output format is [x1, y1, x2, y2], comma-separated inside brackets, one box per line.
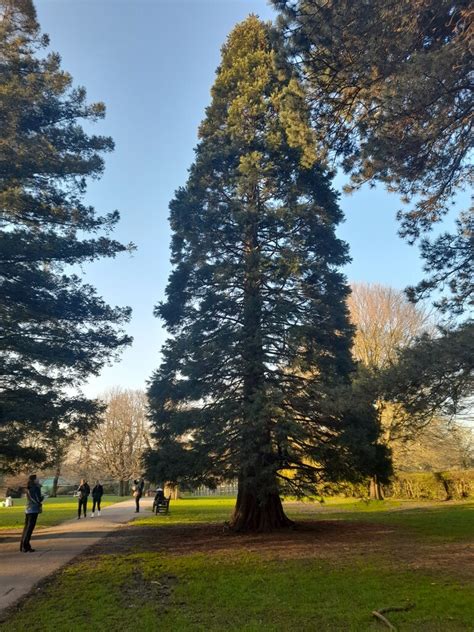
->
[372, 603, 415, 630]
[372, 610, 397, 630]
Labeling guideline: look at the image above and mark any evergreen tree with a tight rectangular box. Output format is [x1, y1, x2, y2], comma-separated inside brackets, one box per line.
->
[147, 17, 385, 531]
[273, 0, 473, 316]
[0, 0, 132, 467]
[380, 322, 474, 425]
[406, 212, 473, 316]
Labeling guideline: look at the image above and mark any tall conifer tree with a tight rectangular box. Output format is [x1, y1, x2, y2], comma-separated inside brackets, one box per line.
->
[0, 0, 132, 467]
[147, 17, 384, 530]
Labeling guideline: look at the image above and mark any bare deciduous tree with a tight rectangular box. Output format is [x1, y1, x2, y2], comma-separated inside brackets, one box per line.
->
[89, 388, 152, 496]
[348, 283, 433, 497]
[349, 283, 473, 495]
[394, 418, 474, 472]
[348, 282, 432, 370]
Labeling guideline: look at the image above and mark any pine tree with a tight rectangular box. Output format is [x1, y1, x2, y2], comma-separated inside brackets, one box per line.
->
[0, 0, 132, 467]
[380, 322, 474, 425]
[274, 0, 473, 316]
[147, 16, 385, 531]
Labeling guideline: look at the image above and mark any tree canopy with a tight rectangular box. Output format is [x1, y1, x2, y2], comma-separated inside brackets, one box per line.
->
[273, 0, 473, 315]
[0, 0, 132, 469]
[381, 322, 474, 427]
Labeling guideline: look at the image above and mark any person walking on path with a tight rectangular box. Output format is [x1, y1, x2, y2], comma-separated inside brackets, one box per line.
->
[91, 480, 104, 517]
[20, 474, 44, 553]
[77, 479, 90, 519]
[132, 478, 144, 513]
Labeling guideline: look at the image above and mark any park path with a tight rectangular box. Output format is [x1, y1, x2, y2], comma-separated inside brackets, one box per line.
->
[0, 497, 152, 614]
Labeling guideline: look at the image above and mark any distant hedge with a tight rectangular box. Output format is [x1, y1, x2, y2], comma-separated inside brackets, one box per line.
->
[387, 470, 474, 501]
[313, 470, 474, 501]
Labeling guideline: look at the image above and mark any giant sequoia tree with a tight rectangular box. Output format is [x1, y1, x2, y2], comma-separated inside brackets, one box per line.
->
[147, 17, 385, 531]
[273, 0, 473, 316]
[0, 0, 132, 467]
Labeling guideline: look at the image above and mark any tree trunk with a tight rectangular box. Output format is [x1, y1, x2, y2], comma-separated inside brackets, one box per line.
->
[440, 476, 452, 501]
[369, 475, 384, 500]
[230, 192, 294, 532]
[165, 484, 179, 500]
[51, 464, 61, 498]
[119, 479, 125, 496]
[230, 476, 293, 532]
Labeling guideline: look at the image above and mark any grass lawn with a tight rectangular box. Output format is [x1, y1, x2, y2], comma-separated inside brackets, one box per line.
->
[3, 497, 474, 631]
[134, 496, 474, 542]
[131, 496, 404, 528]
[317, 501, 474, 542]
[0, 495, 124, 530]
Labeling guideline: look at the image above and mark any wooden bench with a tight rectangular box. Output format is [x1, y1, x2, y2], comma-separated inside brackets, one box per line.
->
[152, 495, 171, 515]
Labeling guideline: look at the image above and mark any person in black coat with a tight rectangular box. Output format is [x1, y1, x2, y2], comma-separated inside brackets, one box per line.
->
[77, 479, 90, 519]
[91, 480, 104, 517]
[20, 474, 44, 552]
[132, 478, 145, 513]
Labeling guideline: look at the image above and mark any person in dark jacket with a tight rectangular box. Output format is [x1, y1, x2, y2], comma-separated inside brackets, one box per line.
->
[132, 478, 145, 513]
[20, 474, 43, 552]
[154, 487, 165, 505]
[91, 480, 104, 517]
[77, 479, 90, 519]
[153, 486, 165, 514]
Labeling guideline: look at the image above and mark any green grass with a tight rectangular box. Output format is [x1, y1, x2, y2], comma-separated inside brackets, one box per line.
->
[309, 501, 474, 542]
[3, 497, 474, 631]
[134, 496, 236, 527]
[0, 495, 123, 530]
[134, 496, 474, 542]
[3, 552, 473, 631]
[132, 497, 403, 528]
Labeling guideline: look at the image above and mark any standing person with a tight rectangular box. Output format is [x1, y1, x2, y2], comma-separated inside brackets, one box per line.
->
[20, 474, 43, 553]
[132, 477, 144, 513]
[77, 478, 90, 519]
[91, 480, 104, 517]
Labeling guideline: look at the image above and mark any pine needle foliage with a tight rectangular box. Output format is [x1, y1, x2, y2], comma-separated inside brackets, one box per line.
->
[0, 0, 132, 468]
[274, 0, 473, 316]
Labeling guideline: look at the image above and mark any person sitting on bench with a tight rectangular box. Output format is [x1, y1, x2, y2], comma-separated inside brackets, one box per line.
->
[153, 487, 169, 514]
[154, 487, 165, 505]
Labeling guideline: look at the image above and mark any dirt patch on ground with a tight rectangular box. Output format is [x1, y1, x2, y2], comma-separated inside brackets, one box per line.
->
[83, 519, 474, 581]
[121, 568, 178, 607]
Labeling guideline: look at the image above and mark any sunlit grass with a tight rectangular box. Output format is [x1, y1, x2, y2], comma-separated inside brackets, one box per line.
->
[133, 496, 402, 528]
[133, 496, 236, 527]
[0, 495, 123, 530]
[2, 496, 473, 630]
[134, 495, 474, 542]
[319, 502, 474, 542]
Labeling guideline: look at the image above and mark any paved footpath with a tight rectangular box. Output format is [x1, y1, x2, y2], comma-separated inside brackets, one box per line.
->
[0, 497, 152, 614]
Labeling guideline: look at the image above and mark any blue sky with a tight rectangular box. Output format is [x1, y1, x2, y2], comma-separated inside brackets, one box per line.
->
[35, 1, 455, 397]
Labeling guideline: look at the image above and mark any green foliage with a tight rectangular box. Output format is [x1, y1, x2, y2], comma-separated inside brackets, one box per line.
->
[406, 212, 474, 315]
[147, 17, 386, 527]
[0, 0, 132, 467]
[308, 478, 369, 499]
[305, 469, 474, 503]
[379, 323, 474, 423]
[274, 0, 473, 316]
